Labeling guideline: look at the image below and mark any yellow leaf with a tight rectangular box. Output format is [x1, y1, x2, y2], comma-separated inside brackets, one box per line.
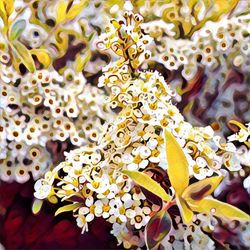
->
[165, 129, 189, 195]
[110, 19, 121, 29]
[48, 195, 58, 204]
[31, 49, 52, 68]
[11, 41, 35, 72]
[189, 198, 250, 221]
[75, 50, 91, 72]
[0, 2, 7, 25]
[122, 170, 171, 202]
[32, 199, 43, 215]
[176, 195, 193, 224]
[66, 0, 87, 21]
[55, 203, 81, 216]
[0, 0, 14, 23]
[182, 176, 223, 202]
[56, 1, 68, 24]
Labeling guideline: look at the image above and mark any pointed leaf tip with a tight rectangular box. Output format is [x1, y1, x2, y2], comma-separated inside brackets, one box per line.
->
[32, 199, 43, 215]
[165, 129, 189, 195]
[55, 203, 81, 216]
[189, 198, 250, 221]
[122, 170, 171, 202]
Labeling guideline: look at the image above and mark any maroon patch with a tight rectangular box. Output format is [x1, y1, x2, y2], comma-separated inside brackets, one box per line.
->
[190, 184, 212, 200]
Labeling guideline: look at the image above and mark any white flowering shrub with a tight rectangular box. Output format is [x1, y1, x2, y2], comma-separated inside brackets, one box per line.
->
[34, 12, 250, 249]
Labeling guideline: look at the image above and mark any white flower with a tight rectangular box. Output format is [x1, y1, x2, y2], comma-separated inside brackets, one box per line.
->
[97, 183, 119, 199]
[79, 197, 95, 223]
[133, 191, 145, 201]
[14, 167, 30, 183]
[86, 174, 110, 194]
[34, 179, 52, 199]
[94, 198, 111, 218]
[127, 163, 139, 171]
[121, 153, 134, 164]
[139, 146, 151, 159]
[111, 222, 127, 238]
[121, 193, 134, 208]
[188, 156, 214, 180]
[228, 128, 249, 142]
[129, 207, 151, 229]
[76, 214, 88, 233]
[146, 138, 158, 150]
[109, 197, 127, 223]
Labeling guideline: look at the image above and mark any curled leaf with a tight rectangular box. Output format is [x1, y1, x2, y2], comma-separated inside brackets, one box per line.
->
[165, 129, 189, 195]
[189, 198, 250, 221]
[122, 170, 170, 202]
[182, 176, 223, 202]
[55, 203, 81, 216]
[145, 210, 172, 249]
[9, 19, 26, 40]
[32, 199, 43, 215]
[229, 120, 247, 130]
[31, 49, 52, 68]
[11, 41, 35, 72]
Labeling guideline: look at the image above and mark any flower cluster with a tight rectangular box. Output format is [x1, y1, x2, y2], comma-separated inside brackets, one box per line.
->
[0, 66, 112, 182]
[138, 0, 250, 131]
[35, 12, 250, 249]
[0, 0, 113, 183]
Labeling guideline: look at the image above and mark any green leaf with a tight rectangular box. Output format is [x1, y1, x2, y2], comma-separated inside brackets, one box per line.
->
[9, 19, 26, 40]
[55, 203, 81, 216]
[182, 176, 223, 202]
[189, 198, 250, 221]
[165, 129, 189, 195]
[122, 170, 171, 202]
[11, 41, 35, 72]
[145, 210, 172, 249]
[32, 199, 43, 215]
